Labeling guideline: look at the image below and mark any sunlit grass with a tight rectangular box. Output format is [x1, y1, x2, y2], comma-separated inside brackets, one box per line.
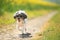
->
[26, 10, 50, 19]
[43, 11, 60, 40]
[0, 12, 15, 25]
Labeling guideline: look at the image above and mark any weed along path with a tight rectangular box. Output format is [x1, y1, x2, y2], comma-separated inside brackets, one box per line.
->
[0, 11, 57, 40]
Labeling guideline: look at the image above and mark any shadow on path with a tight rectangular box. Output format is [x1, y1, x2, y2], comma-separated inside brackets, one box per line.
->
[19, 33, 32, 38]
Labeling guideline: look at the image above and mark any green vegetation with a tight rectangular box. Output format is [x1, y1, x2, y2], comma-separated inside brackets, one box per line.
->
[5, 3, 59, 12]
[0, 0, 59, 15]
[0, 13, 14, 26]
[0, 0, 59, 27]
[43, 11, 60, 40]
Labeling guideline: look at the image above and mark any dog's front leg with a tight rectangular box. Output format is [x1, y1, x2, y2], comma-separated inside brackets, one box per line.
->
[16, 19, 19, 30]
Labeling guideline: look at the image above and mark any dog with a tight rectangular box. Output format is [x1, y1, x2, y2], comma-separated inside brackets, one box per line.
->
[14, 10, 27, 34]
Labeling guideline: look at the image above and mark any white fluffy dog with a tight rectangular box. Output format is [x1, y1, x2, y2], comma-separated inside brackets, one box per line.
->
[14, 10, 27, 34]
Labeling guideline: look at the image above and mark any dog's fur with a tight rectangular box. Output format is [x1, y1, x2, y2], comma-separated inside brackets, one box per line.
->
[14, 10, 27, 33]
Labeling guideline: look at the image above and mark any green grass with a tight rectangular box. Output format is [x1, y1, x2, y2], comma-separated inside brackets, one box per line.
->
[5, 3, 59, 12]
[0, 2, 59, 14]
[43, 11, 60, 40]
[0, 12, 15, 26]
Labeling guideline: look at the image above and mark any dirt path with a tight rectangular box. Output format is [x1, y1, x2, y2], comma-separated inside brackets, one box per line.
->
[0, 11, 57, 40]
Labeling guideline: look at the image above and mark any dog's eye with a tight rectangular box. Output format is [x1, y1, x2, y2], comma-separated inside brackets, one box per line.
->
[20, 15, 22, 17]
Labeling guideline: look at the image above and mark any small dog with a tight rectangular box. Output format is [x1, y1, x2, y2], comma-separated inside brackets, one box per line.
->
[14, 10, 27, 34]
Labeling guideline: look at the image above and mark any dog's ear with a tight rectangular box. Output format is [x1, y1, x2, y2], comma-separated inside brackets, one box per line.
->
[21, 13, 27, 19]
[14, 16, 16, 19]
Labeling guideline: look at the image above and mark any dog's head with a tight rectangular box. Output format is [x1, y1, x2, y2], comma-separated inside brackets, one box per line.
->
[14, 11, 27, 19]
[14, 10, 27, 22]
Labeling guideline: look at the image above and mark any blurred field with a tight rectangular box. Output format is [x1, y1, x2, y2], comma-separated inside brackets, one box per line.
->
[0, 0, 59, 26]
[11, 0, 57, 6]
[42, 11, 60, 40]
